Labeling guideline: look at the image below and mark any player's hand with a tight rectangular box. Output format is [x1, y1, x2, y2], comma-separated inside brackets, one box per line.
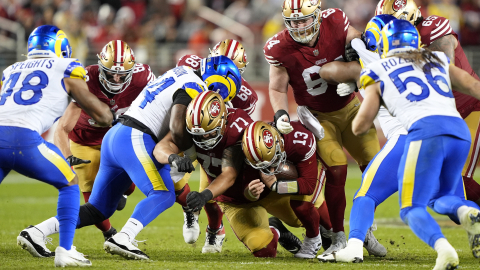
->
[336, 82, 357, 97]
[247, 179, 265, 200]
[274, 109, 294, 134]
[345, 42, 359, 62]
[168, 154, 195, 173]
[186, 190, 213, 212]
[67, 155, 91, 166]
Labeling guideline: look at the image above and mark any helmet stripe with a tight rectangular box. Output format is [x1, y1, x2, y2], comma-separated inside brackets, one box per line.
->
[247, 122, 261, 162]
[193, 91, 210, 126]
[226, 40, 238, 59]
[120, 40, 125, 63]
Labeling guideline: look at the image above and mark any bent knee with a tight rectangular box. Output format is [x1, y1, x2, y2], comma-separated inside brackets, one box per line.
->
[244, 228, 273, 252]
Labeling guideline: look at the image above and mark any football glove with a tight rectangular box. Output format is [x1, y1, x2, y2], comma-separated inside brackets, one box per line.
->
[274, 109, 294, 134]
[336, 82, 357, 97]
[168, 154, 195, 173]
[67, 155, 91, 166]
[345, 42, 359, 62]
[186, 190, 213, 212]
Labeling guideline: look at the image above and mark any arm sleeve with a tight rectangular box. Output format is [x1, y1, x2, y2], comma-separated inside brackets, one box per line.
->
[64, 60, 87, 81]
[295, 154, 318, 195]
[172, 88, 193, 106]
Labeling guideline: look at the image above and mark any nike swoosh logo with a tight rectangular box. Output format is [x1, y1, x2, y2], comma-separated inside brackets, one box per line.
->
[435, 21, 441, 27]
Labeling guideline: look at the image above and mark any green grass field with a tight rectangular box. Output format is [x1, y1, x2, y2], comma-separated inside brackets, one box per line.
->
[1, 165, 480, 269]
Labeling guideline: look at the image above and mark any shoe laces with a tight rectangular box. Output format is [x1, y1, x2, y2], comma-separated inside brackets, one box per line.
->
[131, 238, 146, 248]
[206, 227, 221, 245]
[185, 211, 196, 228]
[44, 236, 53, 246]
[300, 234, 320, 252]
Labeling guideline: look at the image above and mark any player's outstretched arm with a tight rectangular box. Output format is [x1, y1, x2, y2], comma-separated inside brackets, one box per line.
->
[154, 131, 195, 173]
[428, 35, 457, 65]
[54, 103, 81, 158]
[269, 65, 293, 134]
[319, 61, 361, 84]
[346, 25, 362, 45]
[64, 78, 112, 127]
[352, 82, 381, 136]
[450, 65, 480, 100]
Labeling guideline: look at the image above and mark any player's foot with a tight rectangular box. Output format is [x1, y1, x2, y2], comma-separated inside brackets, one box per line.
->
[364, 225, 387, 257]
[294, 234, 322, 259]
[102, 226, 117, 241]
[183, 206, 200, 244]
[202, 225, 225, 253]
[318, 238, 363, 263]
[17, 225, 54, 257]
[468, 231, 480, 258]
[460, 207, 480, 258]
[269, 217, 301, 254]
[116, 195, 128, 211]
[321, 231, 346, 255]
[54, 246, 91, 267]
[104, 232, 149, 260]
[433, 243, 459, 270]
[320, 225, 332, 251]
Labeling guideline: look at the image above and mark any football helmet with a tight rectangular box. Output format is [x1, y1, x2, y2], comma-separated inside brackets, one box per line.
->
[282, 0, 322, 44]
[364, 14, 397, 52]
[27, 25, 72, 59]
[97, 40, 135, 94]
[379, 19, 421, 58]
[201, 55, 241, 103]
[242, 121, 287, 175]
[375, 0, 421, 25]
[186, 91, 227, 150]
[209, 39, 249, 74]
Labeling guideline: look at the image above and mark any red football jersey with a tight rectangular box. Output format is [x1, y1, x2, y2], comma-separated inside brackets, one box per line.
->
[417, 15, 480, 118]
[264, 8, 355, 113]
[69, 63, 155, 146]
[176, 54, 258, 115]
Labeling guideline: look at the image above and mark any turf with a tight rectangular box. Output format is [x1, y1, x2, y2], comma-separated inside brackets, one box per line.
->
[1, 166, 480, 269]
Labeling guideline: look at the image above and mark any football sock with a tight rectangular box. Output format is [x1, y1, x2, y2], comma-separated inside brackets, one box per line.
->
[349, 196, 375, 242]
[463, 176, 480, 206]
[346, 237, 364, 249]
[400, 206, 444, 248]
[57, 184, 80, 250]
[324, 164, 348, 232]
[121, 218, 144, 241]
[130, 190, 175, 226]
[35, 217, 59, 236]
[124, 182, 136, 196]
[253, 228, 279, 258]
[175, 183, 190, 207]
[82, 191, 112, 232]
[317, 201, 332, 230]
[290, 200, 319, 238]
[204, 201, 223, 230]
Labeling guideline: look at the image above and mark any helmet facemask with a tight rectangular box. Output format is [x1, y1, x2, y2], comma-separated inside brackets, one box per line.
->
[284, 8, 321, 44]
[190, 124, 225, 150]
[98, 60, 134, 94]
[245, 138, 287, 176]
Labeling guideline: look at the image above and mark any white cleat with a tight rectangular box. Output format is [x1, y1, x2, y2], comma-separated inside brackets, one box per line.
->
[321, 231, 346, 255]
[364, 225, 387, 257]
[202, 225, 226, 253]
[54, 246, 91, 267]
[183, 207, 200, 244]
[433, 244, 459, 270]
[17, 225, 54, 257]
[295, 234, 322, 259]
[460, 207, 480, 258]
[104, 232, 149, 260]
[318, 241, 364, 263]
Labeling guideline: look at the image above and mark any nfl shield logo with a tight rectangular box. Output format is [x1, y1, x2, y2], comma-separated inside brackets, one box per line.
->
[313, 49, 319, 56]
[110, 99, 115, 105]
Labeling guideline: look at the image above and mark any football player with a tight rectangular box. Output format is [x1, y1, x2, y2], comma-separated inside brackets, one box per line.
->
[350, 19, 480, 269]
[375, 0, 480, 207]
[19, 56, 242, 260]
[3, 25, 113, 266]
[263, 0, 381, 254]
[176, 39, 258, 250]
[43, 40, 153, 241]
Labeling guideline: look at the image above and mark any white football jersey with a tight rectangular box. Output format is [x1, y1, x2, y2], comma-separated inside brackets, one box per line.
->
[360, 51, 460, 131]
[125, 66, 206, 140]
[0, 58, 85, 134]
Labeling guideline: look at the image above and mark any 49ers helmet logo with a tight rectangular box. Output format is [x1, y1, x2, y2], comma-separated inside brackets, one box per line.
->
[209, 100, 221, 117]
[392, 0, 406, 11]
[263, 129, 274, 148]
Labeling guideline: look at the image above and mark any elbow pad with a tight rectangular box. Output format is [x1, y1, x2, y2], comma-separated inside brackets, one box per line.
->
[271, 180, 299, 194]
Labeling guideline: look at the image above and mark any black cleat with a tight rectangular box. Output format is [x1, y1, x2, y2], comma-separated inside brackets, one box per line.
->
[103, 226, 117, 241]
[269, 217, 301, 254]
[17, 225, 55, 257]
[104, 232, 149, 260]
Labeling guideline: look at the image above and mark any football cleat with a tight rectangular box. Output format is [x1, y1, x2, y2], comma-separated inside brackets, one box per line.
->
[54, 246, 91, 267]
[459, 207, 480, 258]
[202, 225, 226, 253]
[364, 225, 387, 257]
[318, 240, 364, 263]
[433, 243, 459, 270]
[102, 226, 117, 241]
[294, 234, 322, 259]
[117, 195, 128, 211]
[320, 225, 333, 251]
[321, 231, 347, 255]
[17, 225, 54, 258]
[104, 232, 149, 260]
[183, 206, 200, 244]
[269, 217, 301, 254]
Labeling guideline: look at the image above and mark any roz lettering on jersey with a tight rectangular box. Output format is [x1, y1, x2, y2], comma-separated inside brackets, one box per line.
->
[210, 100, 221, 117]
[263, 129, 274, 148]
[393, 0, 407, 11]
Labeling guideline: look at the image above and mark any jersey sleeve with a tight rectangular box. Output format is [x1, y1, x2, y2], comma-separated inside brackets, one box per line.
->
[226, 108, 254, 146]
[285, 121, 316, 163]
[230, 78, 258, 115]
[359, 67, 381, 89]
[263, 33, 286, 67]
[418, 16, 454, 47]
[322, 8, 350, 41]
[144, 64, 156, 84]
[294, 154, 318, 195]
[64, 59, 87, 81]
[177, 54, 203, 70]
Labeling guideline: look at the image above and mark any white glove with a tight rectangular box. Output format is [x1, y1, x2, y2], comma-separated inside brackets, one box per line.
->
[297, 106, 325, 140]
[336, 82, 356, 97]
[274, 110, 294, 134]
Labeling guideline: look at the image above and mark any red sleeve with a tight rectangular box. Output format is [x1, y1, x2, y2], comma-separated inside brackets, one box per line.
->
[230, 78, 258, 115]
[132, 64, 155, 88]
[294, 154, 318, 195]
[417, 16, 455, 47]
[284, 121, 316, 164]
[176, 54, 203, 70]
[322, 8, 350, 42]
[225, 108, 254, 147]
[263, 31, 288, 67]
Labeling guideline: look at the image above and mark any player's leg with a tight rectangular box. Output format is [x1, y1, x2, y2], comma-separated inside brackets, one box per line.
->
[461, 111, 480, 206]
[103, 125, 175, 260]
[198, 166, 225, 253]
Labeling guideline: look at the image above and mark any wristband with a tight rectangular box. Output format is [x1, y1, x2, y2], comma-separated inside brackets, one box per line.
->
[274, 109, 290, 122]
[201, 189, 214, 202]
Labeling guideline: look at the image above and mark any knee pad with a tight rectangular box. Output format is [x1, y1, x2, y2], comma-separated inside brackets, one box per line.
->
[77, 202, 106, 229]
